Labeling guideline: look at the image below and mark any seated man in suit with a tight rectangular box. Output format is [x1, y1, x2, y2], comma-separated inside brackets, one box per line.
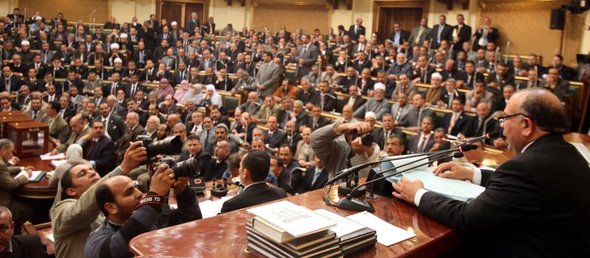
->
[176, 134, 212, 179]
[114, 112, 146, 163]
[44, 101, 71, 144]
[26, 97, 46, 122]
[306, 105, 331, 132]
[393, 89, 590, 257]
[406, 94, 435, 131]
[295, 127, 315, 169]
[297, 156, 328, 194]
[464, 81, 496, 113]
[391, 92, 412, 127]
[0, 205, 49, 257]
[221, 150, 288, 213]
[381, 134, 406, 157]
[442, 98, 470, 137]
[278, 145, 302, 195]
[372, 113, 402, 149]
[205, 140, 231, 181]
[51, 114, 91, 154]
[407, 116, 435, 153]
[543, 67, 570, 102]
[0, 139, 34, 234]
[264, 116, 286, 153]
[85, 165, 201, 258]
[340, 85, 366, 113]
[80, 120, 116, 176]
[460, 102, 503, 147]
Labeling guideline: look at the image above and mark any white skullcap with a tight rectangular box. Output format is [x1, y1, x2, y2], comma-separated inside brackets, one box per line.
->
[21, 40, 30, 46]
[431, 72, 443, 80]
[35, 16, 42, 21]
[114, 58, 123, 63]
[110, 43, 120, 49]
[120, 33, 128, 38]
[365, 111, 376, 120]
[206, 84, 216, 91]
[373, 82, 386, 91]
[171, 21, 178, 26]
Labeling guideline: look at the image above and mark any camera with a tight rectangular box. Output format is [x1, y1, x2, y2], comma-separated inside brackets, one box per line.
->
[347, 129, 374, 146]
[159, 157, 201, 178]
[137, 135, 184, 164]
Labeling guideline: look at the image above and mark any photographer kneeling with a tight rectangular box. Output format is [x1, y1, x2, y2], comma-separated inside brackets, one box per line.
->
[85, 163, 202, 258]
[311, 121, 381, 179]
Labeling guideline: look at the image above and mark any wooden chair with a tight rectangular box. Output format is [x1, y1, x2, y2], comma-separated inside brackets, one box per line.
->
[22, 221, 55, 256]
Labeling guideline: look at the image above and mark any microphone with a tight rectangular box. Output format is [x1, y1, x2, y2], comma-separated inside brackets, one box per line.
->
[336, 150, 470, 212]
[460, 131, 501, 145]
[324, 144, 478, 186]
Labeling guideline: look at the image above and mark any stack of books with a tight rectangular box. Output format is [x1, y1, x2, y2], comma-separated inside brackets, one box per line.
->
[314, 209, 377, 256]
[245, 201, 377, 257]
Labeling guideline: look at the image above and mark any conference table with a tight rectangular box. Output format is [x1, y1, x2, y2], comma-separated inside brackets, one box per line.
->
[14, 157, 57, 199]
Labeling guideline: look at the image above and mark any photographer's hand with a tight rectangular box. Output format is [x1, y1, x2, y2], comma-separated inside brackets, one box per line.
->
[173, 177, 189, 194]
[120, 141, 147, 175]
[150, 164, 175, 196]
[334, 121, 372, 135]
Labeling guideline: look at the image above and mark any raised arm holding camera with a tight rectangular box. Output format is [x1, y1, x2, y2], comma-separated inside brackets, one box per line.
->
[311, 121, 380, 179]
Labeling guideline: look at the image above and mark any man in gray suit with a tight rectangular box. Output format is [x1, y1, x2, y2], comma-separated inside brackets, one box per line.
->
[390, 92, 412, 127]
[255, 51, 281, 97]
[297, 35, 320, 78]
[353, 82, 391, 120]
[406, 93, 435, 131]
[44, 101, 70, 144]
[408, 18, 432, 47]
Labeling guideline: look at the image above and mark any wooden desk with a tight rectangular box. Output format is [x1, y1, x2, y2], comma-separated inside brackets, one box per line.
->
[130, 189, 461, 257]
[14, 157, 57, 200]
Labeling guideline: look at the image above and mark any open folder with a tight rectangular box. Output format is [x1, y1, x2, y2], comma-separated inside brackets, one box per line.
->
[384, 156, 485, 202]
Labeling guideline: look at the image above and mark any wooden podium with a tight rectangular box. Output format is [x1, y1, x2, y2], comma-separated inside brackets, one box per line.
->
[6, 121, 49, 158]
[0, 111, 32, 138]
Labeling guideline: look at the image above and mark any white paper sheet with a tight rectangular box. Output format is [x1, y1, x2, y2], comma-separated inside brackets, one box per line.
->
[40, 153, 65, 160]
[347, 211, 415, 246]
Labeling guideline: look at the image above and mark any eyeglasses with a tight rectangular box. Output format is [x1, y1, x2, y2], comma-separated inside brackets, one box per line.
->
[496, 112, 528, 124]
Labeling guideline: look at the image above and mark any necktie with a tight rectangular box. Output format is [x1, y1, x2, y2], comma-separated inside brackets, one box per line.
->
[32, 111, 38, 120]
[111, 83, 117, 96]
[477, 118, 483, 134]
[131, 85, 136, 98]
[312, 169, 321, 185]
[418, 136, 427, 153]
[85, 139, 97, 159]
[139, 51, 144, 63]
[204, 130, 210, 147]
[449, 113, 457, 133]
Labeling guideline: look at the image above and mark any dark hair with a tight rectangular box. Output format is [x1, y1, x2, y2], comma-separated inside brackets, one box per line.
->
[187, 134, 201, 141]
[227, 153, 241, 172]
[520, 90, 570, 133]
[95, 183, 115, 216]
[263, 51, 273, 59]
[243, 150, 270, 182]
[49, 101, 61, 112]
[60, 160, 87, 200]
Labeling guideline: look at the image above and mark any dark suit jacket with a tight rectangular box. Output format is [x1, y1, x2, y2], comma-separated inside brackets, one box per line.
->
[441, 111, 470, 136]
[472, 27, 499, 50]
[461, 115, 501, 143]
[341, 96, 366, 112]
[10, 235, 49, 258]
[429, 24, 453, 49]
[297, 166, 328, 194]
[407, 133, 435, 153]
[96, 115, 126, 144]
[390, 30, 410, 45]
[220, 182, 288, 213]
[176, 150, 212, 178]
[264, 130, 286, 149]
[418, 134, 590, 257]
[82, 135, 116, 176]
[306, 116, 331, 132]
[452, 24, 472, 49]
[348, 25, 366, 41]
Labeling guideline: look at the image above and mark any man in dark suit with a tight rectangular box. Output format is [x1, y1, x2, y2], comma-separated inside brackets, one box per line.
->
[306, 105, 331, 132]
[348, 17, 366, 42]
[371, 113, 401, 150]
[264, 116, 286, 151]
[389, 23, 410, 47]
[0, 66, 21, 93]
[96, 103, 126, 144]
[115, 112, 146, 162]
[220, 150, 288, 213]
[340, 85, 366, 112]
[407, 116, 436, 153]
[297, 156, 328, 194]
[472, 17, 499, 50]
[452, 14, 472, 51]
[205, 140, 231, 181]
[296, 35, 320, 77]
[408, 18, 432, 47]
[202, 17, 216, 36]
[186, 12, 201, 35]
[394, 88, 590, 257]
[429, 15, 453, 49]
[0, 205, 49, 258]
[81, 120, 116, 176]
[442, 99, 470, 137]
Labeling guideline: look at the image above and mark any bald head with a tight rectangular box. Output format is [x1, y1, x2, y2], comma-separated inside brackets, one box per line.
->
[510, 89, 569, 133]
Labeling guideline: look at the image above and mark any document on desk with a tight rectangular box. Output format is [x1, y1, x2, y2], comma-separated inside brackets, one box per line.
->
[40, 153, 65, 160]
[28, 171, 46, 182]
[388, 168, 485, 202]
[199, 196, 234, 218]
[51, 159, 67, 167]
[347, 211, 415, 246]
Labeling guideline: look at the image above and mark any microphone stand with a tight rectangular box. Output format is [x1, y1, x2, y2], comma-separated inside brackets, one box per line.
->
[337, 151, 466, 212]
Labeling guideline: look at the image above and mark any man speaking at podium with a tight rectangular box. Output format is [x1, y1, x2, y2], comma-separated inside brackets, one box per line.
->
[393, 89, 590, 257]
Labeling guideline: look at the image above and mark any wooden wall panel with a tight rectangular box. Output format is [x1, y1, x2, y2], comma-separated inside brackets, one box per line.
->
[252, 3, 329, 34]
[20, 0, 109, 24]
[481, 0, 577, 66]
